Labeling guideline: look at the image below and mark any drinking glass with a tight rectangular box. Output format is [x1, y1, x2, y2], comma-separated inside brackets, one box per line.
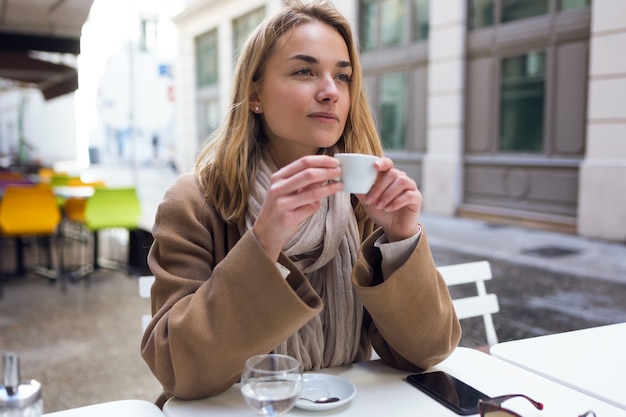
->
[241, 354, 303, 417]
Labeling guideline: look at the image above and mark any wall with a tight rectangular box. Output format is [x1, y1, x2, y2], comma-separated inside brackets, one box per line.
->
[0, 88, 78, 168]
[422, 0, 465, 215]
[578, 0, 626, 241]
[171, 0, 626, 243]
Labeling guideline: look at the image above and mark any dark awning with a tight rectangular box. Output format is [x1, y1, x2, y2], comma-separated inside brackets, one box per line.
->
[0, 50, 78, 100]
[0, 0, 94, 100]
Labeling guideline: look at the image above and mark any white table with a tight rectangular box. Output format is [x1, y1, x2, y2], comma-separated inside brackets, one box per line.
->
[491, 322, 626, 410]
[163, 347, 625, 417]
[43, 399, 165, 417]
[52, 185, 95, 199]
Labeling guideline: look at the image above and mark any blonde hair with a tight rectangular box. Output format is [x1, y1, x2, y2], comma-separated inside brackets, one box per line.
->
[195, 0, 383, 223]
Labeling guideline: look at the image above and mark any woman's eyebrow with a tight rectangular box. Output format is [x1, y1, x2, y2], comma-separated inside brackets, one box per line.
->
[336, 60, 352, 69]
[289, 54, 352, 69]
[290, 53, 318, 64]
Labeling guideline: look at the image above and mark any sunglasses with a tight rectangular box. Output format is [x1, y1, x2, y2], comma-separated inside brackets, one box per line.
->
[478, 394, 596, 417]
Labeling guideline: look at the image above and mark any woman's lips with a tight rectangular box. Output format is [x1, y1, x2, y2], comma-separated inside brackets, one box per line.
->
[308, 112, 338, 122]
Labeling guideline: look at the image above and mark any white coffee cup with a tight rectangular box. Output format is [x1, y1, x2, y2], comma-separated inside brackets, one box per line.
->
[334, 153, 379, 194]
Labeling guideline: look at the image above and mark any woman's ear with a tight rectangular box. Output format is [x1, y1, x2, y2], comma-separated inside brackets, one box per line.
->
[249, 89, 261, 113]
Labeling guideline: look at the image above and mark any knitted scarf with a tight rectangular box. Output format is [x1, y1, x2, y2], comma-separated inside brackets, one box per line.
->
[244, 150, 363, 370]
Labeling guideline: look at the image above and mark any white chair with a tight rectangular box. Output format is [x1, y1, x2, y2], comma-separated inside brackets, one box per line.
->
[138, 275, 155, 332]
[437, 260, 500, 349]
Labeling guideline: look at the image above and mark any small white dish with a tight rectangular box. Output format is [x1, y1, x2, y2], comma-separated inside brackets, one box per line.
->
[294, 373, 357, 411]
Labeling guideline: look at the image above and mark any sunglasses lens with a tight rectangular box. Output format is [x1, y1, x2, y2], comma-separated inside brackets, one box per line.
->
[483, 411, 516, 417]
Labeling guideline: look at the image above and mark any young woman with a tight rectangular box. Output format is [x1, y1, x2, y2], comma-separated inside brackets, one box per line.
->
[141, 0, 460, 406]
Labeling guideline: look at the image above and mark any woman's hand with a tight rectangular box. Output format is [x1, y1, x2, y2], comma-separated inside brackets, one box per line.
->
[357, 157, 422, 242]
[252, 155, 343, 261]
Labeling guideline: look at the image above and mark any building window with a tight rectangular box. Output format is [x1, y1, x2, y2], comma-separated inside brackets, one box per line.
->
[499, 52, 546, 152]
[195, 29, 218, 87]
[468, 0, 590, 30]
[359, 0, 429, 51]
[359, 0, 378, 51]
[195, 29, 220, 143]
[198, 97, 221, 142]
[468, 0, 494, 30]
[381, 0, 407, 47]
[360, 0, 429, 153]
[560, 0, 590, 11]
[232, 7, 266, 60]
[412, 0, 430, 42]
[140, 18, 158, 52]
[464, 0, 589, 220]
[378, 71, 408, 150]
[501, 0, 549, 23]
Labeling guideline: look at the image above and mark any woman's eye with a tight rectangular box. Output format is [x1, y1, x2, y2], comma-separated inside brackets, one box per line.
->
[337, 73, 352, 83]
[294, 68, 313, 76]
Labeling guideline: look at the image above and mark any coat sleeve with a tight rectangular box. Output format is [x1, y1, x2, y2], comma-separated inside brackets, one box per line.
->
[140, 174, 323, 402]
[352, 227, 461, 371]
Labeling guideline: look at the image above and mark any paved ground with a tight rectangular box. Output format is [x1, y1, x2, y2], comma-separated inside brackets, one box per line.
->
[1, 161, 625, 413]
[425, 212, 626, 342]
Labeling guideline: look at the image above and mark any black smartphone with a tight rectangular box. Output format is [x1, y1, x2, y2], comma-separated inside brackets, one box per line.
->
[406, 371, 491, 415]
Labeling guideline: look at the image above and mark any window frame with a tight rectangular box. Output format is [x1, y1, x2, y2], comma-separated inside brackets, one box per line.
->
[359, 0, 430, 152]
[359, 0, 429, 52]
[466, 1, 590, 158]
[194, 28, 219, 88]
[497, 50, 548, 154]
[232, 6, 266, 63]
[468, 0, 591, 31]
[194, 28, 220, 144]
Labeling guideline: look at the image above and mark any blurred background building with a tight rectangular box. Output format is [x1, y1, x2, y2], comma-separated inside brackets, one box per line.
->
[83, 0, 183, 169]
[1, 0, 624, 242]
[172, 0, 625, 242]
[0, 0, 183, 172]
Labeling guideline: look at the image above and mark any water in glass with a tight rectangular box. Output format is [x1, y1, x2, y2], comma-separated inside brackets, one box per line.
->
[241, 354, 302, 417]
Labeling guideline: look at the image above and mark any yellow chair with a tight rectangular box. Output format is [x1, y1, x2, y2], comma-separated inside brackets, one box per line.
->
[0, 185, 64, 292]
[60, 196, 89, 275]
[67, 178, 106, 188]
[58, 178, 105, 277]
[37, 167, 54, 184]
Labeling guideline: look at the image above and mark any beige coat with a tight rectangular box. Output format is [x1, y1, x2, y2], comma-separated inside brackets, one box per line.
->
[141, 173, 461, 406]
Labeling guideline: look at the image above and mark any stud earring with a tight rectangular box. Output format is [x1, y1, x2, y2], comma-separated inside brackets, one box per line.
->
[255, 106, 260, 112]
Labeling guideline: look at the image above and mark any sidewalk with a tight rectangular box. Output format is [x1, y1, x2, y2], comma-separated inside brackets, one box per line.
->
[86, 162, 626, 285]
[422, 213, 626, 285]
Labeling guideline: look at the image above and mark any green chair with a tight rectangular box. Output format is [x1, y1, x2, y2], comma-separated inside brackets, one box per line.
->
[50, 173, 80, 207]
[66, 187, 141, 280]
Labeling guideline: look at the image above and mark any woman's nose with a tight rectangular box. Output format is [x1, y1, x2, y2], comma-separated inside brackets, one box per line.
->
[315, 75, 340, 103]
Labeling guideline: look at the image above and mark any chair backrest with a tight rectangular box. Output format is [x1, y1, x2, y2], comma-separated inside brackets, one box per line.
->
[84, 187, 141, 231]
[37, 167, 54, 183]
[63, 197, 88, 222]
[139, 275, 155, 332]
[50, 174, 73, 186]
[437, 260, 500, 347]
[0, 185, 61, 236]
[67, 177, 106, 188]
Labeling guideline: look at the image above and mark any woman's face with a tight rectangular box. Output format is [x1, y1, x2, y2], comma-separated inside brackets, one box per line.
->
[251, 20, 352, 167]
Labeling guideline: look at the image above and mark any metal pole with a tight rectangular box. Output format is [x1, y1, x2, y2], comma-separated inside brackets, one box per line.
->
[128, 0, 138, 185]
